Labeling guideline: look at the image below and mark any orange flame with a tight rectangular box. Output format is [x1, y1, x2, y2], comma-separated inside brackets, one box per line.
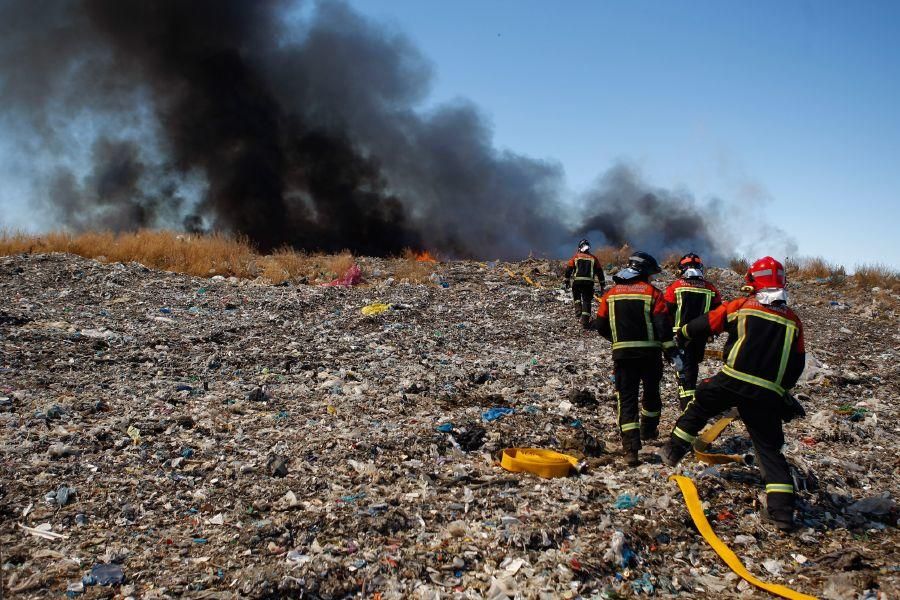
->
[415, 250, 437, 263]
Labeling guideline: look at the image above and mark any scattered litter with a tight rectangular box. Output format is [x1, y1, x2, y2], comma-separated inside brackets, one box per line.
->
[89, 563, 125, 586]
[19, 523, 68, 540]
[614, 493, 641, 509]
[2, 253, 897, 598]
[361, 302, 391, 316]
[323, 264, 362, 287]
[482, 407, 514, 422]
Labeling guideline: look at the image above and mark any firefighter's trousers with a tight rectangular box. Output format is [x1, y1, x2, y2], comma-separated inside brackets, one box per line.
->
[675, 339, 706, 411]
[571, 282, 593, 327]
[614, 353, 663, 451]
[670, 373, 794, 517]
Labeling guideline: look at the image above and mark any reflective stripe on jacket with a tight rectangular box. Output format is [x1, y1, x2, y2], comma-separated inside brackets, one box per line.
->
[565, 252, 604, 284]
[664, 278, 722, 328]
[682, 296, 805, 396]
[596, 281, 673, 359]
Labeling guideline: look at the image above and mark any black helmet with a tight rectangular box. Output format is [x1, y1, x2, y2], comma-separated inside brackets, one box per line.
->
[614, 251, 660, 282]
[577, 238, 590, 252]
[678, 253, 704, 278]
[627, 251, 661, 275]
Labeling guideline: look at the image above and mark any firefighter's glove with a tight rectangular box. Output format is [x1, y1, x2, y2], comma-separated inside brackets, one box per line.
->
[780, 392, 806, 423]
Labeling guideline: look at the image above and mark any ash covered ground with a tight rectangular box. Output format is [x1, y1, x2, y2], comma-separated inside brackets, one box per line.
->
[1, 253, 898, 599]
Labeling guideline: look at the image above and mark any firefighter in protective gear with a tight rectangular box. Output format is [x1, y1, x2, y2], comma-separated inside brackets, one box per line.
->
[564, 239, 606, 328]
[660, 257, 805, 531]
[664, 253, 722, 410]
[593, 251, 674, 466]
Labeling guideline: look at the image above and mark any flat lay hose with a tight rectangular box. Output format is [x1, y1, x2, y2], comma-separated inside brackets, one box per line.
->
[500, 448, 578, 478]
[669, 475, 818, 600]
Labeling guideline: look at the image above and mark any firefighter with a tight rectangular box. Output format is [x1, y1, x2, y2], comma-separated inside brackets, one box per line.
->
[664, 253, 722, 410]
[564, 239, 606, 328]
[660, 256, 806, 531]
[593, 251, 675, 466]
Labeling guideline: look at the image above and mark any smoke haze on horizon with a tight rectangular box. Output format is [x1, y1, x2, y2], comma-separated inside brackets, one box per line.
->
[0, 0, 796, 262]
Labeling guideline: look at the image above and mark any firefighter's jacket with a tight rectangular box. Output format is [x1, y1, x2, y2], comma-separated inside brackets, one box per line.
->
[595, 281, 674, 359]
[565, 252, 605, 286]
[664, 278, 722, 328]
[681, 296, 805, 397]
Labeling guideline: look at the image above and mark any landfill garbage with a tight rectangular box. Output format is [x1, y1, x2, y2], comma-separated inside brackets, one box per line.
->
[267, 455, 289, 478]
[568, 387, 598, 407]
[88, 563, 125, 586]
[846, 494, 897, 520]
[48, 485, 74, 506]
[1, 253, 898, 598]
[613, 493, 641, 509]
[482, 406, 515, 421]
[360, 302, 391, 316]
[323, 263, 363, 287]
[450, 425, 486, 451]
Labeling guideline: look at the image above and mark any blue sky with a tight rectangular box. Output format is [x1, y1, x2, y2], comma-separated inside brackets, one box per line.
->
[347, 0, 900, 268]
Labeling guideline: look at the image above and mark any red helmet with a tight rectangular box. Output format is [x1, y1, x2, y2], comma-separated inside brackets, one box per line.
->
[744, 256, 786, 291]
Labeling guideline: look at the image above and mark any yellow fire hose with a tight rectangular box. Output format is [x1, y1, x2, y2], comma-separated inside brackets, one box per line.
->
[500, 448, 578, 478]
[673, 407, 816, 598]
[693, 413, 749, 465]
[670, 475, 818, 600]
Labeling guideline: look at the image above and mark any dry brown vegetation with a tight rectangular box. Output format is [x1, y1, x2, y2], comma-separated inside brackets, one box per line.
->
[3, 230, 898, 291]
[0, 230, 443, 285]
[728, 256, 750, 274]
[593, 243, 633, 269]
[727, 254, 900, 291]
[854, 263, 900, 292]
[0, 230, 361, 283]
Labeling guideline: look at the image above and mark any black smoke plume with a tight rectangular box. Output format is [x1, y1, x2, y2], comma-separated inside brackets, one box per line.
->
[0, 0, 790, 261]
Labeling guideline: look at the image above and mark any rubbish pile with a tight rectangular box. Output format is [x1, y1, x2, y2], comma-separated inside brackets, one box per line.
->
[0, 252, 897, 598]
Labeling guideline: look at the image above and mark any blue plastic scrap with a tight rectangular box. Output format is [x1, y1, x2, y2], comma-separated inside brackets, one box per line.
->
[482, 407, 515, 422]
[614, 493, 642, 509]
[436, 422, 454, 433]
[630, 572, 655, 595]
[88, 563, 124, 586]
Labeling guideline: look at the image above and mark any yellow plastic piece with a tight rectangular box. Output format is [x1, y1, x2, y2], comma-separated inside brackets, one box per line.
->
[669, 475, 818, 600]
[500, 448, 578, 478]
[361, 303, 391, 316]
[523, 275, 542, 288]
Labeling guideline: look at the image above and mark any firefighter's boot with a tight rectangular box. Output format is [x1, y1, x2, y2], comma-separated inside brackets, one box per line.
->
[763, 492, 796, 532]
[659, 438, 690, 467]
[622, 430, 641, 467]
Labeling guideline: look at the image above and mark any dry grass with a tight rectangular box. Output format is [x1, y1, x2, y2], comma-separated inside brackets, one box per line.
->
[0, 229, 257, 277]
[593, 244, 633, 269]
[785, 256, 848, 286]
[729, 256, 750, 274]
[660, 252, 682, 273]
[0, 230, 361, 284]
[854, 263, 900, 292]
[389, 250, 435, 283]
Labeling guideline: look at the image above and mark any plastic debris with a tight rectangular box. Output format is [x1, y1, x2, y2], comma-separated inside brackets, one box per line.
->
[361, 302, 391, 316]
[614, 493, 642, 509]
[323, 264, 362, 287]
[481, 407, 514, 422]
[2, 253, 898, 598]
[89, 563, 125, 586]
